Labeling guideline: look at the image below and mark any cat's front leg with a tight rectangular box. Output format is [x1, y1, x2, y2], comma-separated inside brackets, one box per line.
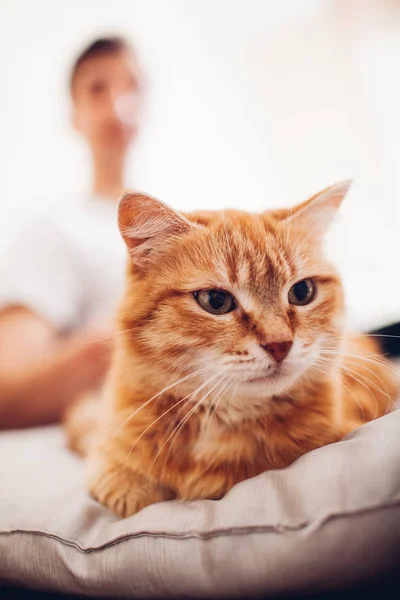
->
[86, 453, 175, 518]
[177, 468, 232, 502]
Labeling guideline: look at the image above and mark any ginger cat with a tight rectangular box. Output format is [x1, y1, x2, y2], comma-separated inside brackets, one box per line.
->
[65, 180, 398, 518]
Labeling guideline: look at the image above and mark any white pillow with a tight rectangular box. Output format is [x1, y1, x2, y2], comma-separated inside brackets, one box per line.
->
[1, 412, 399, 598]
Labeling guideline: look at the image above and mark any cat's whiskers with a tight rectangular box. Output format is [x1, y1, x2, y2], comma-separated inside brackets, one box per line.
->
[339, 362, 397, 416]
[82, 326, 137, 344]
[328, 333, 400, 341]
[211, 375, 243, 429]
[226, 375, 242, 416]
[119, 370, 224, 482]
[150, 358, 213, 414]
[150, 374, 227, 474]
[110, 364, 214, 439]
[319, 347, 400, 376]
[319, 338, 400, 412]
[312, 362, 367, 423]
[165, 369, 226, 438]
[339, 364, 386, 418]
[285, 389, 296, 405]
[333, 354, 395, 392]
[202, 375, 234, 437]
[362, 333, 400, 340]
[314, 359, 367, 422]
[143, 371, 227, 497]
[316, 353, 398, 416]
[159, 374, 233, 483]
[299, 371, 312, 401]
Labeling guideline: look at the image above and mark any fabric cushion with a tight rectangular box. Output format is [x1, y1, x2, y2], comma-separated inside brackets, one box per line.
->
[1, 412, 400, 598]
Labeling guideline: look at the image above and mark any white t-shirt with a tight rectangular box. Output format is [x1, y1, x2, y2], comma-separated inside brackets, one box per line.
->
[0, 195, 128, 332]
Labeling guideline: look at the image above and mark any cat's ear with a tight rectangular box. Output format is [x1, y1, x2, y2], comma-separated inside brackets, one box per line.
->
[277, 179, 352, 237]
[118, 191, 194, 266]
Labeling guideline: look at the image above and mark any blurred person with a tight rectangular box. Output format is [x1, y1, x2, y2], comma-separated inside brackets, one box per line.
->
[0, 37, 143, 429]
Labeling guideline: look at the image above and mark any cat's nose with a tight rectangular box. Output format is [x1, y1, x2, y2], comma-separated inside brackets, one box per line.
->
[261, 340, 293, 362]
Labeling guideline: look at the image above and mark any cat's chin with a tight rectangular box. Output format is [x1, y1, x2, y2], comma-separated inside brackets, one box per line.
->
[235, 366, 302, 398]
[212, 368, 304, 425]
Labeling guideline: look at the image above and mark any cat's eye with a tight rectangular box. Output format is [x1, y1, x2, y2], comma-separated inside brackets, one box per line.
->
[194, 290, 236, 315]
[288, 278, 316, 306]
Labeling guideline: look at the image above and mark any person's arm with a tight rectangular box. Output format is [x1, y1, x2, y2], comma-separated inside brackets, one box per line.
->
[0, 306, 112, 429]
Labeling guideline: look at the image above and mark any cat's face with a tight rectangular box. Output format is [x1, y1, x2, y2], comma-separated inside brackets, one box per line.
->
[118, 182, 349, 412]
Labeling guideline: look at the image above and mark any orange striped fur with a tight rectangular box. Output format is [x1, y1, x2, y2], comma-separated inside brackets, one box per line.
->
[65, 181, 398, 517]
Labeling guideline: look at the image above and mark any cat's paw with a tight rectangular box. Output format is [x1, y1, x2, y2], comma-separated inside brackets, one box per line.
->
[86, 458, 174, 518]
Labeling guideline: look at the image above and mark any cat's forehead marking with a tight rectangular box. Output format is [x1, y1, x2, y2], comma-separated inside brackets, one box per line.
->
[179, 214, 304, 300]
[231, 286, 259, 314]
[222, 228, 293, 290]
[235, 261, 251, 285]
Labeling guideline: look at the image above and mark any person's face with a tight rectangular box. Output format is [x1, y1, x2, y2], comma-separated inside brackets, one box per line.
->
[72, 49, 142, 155]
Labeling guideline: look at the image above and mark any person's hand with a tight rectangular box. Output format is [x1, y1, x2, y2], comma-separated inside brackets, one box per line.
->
[63, 326, 115, 392]
[0, 308, 116, 429]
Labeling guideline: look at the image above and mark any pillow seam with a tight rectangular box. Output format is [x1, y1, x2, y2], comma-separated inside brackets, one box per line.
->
[1, 495, 399, 554]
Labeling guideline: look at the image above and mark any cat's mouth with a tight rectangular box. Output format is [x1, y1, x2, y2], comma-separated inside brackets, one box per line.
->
[246, 365, 283, 384]
[247, 375, 275, 384]
[238, 361, 304, 397]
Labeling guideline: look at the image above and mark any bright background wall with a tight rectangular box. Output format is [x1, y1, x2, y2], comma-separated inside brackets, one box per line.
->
[1, 0, 399, 330]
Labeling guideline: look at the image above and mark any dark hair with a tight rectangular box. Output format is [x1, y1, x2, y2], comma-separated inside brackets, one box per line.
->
[70, 36, 132, 93]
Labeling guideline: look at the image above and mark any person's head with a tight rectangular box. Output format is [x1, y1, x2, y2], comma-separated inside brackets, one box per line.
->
[70, 37, 142, 158]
